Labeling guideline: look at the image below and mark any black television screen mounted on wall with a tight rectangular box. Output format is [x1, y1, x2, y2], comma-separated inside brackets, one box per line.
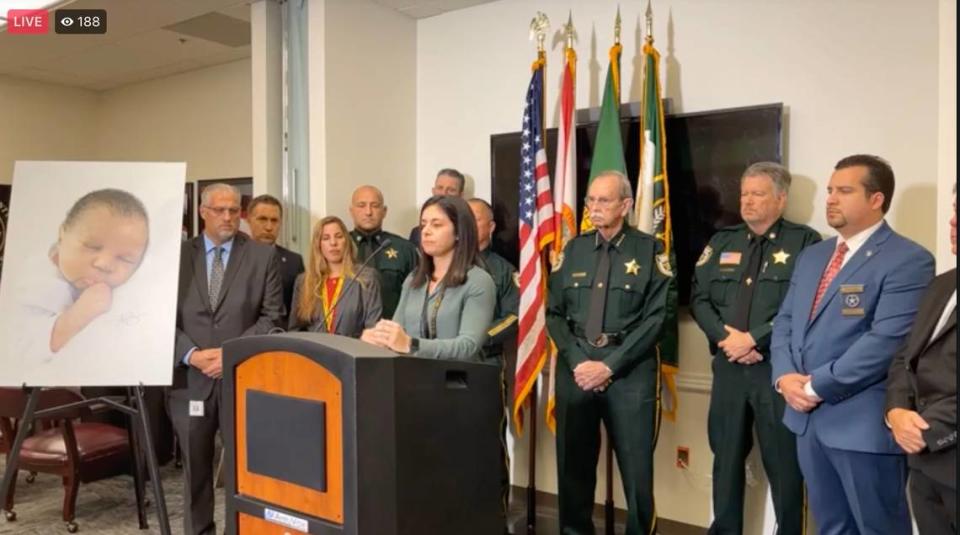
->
[490, 102, 783, 306]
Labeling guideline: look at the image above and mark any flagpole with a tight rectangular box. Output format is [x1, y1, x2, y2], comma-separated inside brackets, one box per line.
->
[526, 14, 549, 532]
[601, 8, 623, 535]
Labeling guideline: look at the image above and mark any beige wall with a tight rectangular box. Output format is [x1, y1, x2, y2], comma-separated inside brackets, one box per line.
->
[307, 0, 417, 235]
[2, 60, 251, 246]
[0, 76, 100, 184]
[418, 0, 946, 528]
[1, 59, 252, 186]
[96, 59, 252, 182]
[938, 0, 957, 271]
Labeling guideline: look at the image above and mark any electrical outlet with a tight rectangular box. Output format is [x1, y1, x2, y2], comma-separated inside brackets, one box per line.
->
[676, 446, 689, 469]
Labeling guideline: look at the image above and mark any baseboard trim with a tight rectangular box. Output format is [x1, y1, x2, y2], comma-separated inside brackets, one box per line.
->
[675, 372, 712, 394]
[509, 486, 705, 534]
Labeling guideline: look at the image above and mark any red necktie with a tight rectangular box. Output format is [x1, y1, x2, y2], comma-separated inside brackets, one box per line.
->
[810, 242, 849, 318]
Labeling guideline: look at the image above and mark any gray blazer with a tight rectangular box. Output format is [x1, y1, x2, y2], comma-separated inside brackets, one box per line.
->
[287, 272, 382, 338]
[173, 234, 285, 399]
[393, 265, 496, 361]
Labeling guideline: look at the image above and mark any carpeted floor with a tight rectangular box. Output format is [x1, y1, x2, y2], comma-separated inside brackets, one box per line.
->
[0, 457, 702, 535]
[0, 457, 222, 534]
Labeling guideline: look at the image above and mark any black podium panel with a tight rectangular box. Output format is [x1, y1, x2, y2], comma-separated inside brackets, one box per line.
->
[223, 333, 502, 535]
[246, 390, 327, 493]
[356, 357, 503, 535]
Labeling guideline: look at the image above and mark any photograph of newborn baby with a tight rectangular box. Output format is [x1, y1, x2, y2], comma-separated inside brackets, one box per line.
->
[44, 189, 150, 352]
[0, 161, 185, 386]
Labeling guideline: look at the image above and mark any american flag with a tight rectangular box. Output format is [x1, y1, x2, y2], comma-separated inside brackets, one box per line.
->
[513, 67, 555, 433]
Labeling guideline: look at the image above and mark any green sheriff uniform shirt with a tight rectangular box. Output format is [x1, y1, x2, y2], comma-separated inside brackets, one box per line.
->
[350, 228, 418, 320]
[546, 227, 672, 376]
[690, 217, 821, 356]
[480, 248, 519, 360]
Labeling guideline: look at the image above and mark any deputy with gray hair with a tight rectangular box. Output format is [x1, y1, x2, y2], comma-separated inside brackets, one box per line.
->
[690, 162, 821, 534]
[546, 170, 671, 534]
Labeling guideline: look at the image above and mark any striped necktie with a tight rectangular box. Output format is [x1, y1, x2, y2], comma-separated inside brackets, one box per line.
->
[810, 242, 848, 318]
[209, 246, 224, 308]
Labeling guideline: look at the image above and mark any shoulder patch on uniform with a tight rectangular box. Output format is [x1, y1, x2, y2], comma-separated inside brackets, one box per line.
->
[551, 251, 565, 272]
[512, 272, 521, 288]
[656, 253, 673, 277]
[696, 245, 713, 267]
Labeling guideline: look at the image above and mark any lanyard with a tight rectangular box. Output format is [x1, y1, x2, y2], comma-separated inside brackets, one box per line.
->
[420, 283, 446, 340]
[321, 276, 345, 332]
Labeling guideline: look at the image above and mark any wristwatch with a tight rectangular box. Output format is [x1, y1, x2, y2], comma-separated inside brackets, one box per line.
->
[409, 337, 420, 354]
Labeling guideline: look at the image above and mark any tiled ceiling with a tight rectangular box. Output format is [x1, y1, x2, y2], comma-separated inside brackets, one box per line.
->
[0, 0, 498, 92]
[0, 0, 254, 91]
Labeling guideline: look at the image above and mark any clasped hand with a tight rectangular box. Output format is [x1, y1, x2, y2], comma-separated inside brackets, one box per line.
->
[574, 361, 613, 391]
[191, 348, 223, 379]
[777, 373, 820, 413]
[718, 325, 762, 364]
[886, 408, 929, 454]
[361, 320, 412, 353]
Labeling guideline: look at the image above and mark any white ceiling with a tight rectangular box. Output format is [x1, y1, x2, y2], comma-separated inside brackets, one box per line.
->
[0, 0, 253, 91]
[0, 0, 498, 92]
[370, 0, 495, 20]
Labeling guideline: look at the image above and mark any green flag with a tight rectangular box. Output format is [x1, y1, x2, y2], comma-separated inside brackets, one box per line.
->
[582, 43, 625, 232]
[635, 36, 679, 423]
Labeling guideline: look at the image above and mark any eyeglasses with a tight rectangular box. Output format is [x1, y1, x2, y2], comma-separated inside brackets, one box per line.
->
[583, 196, 621, 208]
[204, 205, 241, 216]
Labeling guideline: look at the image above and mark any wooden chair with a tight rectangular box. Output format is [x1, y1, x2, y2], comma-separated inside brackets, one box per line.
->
[0, 387, 140, 533]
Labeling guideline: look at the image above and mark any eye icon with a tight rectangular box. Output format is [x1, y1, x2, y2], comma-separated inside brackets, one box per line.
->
[60, 16, 74, 27]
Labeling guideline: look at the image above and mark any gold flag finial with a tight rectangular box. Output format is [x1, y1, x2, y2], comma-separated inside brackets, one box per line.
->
[614, 5, 622, 45]
[529, 11, 550, 52]
[562, 10, 577, 49]
[645, 0, 654, 43]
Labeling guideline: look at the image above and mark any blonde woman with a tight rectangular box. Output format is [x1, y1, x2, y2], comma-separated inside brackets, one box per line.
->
[289, 216, 381, 336]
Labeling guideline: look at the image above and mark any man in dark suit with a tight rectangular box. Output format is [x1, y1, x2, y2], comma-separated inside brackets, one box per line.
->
[409, 168, 465, 247]
[771, 155, 935, 534]
[886, 188, 956, 535]
[171, 183, 284, 535]
[246, 194, 304, 322]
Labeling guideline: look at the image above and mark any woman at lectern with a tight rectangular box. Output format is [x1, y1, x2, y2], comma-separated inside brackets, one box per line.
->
[288, 216, 382, 337]
[361, 195, 495, 361]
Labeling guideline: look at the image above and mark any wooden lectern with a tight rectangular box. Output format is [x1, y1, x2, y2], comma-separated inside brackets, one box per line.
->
[222, 333, 503, 535]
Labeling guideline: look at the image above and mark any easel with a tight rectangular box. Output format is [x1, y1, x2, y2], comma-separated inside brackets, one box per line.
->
[0, 383, 171, 534]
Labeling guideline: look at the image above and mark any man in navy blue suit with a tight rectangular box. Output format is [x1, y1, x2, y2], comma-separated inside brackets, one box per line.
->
[245, 194, 303, 324]
[771, 154, 935, 534]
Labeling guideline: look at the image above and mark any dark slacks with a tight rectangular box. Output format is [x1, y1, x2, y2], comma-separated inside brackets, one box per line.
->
[484, 349, 511, 522]
[168, 380, 222, 535]
[910, 469, 957, 535]
[707, 357, 805, 535]
[556, 356, 658, 535]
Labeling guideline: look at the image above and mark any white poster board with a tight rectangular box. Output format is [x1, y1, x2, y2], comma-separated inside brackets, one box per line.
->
[0, 161, 185, 386]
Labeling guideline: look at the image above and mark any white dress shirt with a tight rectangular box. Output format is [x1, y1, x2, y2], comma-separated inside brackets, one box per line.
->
[930, 290, 957, 343]
[837, 218, 885, 269]
[804, 219, 886, 400]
